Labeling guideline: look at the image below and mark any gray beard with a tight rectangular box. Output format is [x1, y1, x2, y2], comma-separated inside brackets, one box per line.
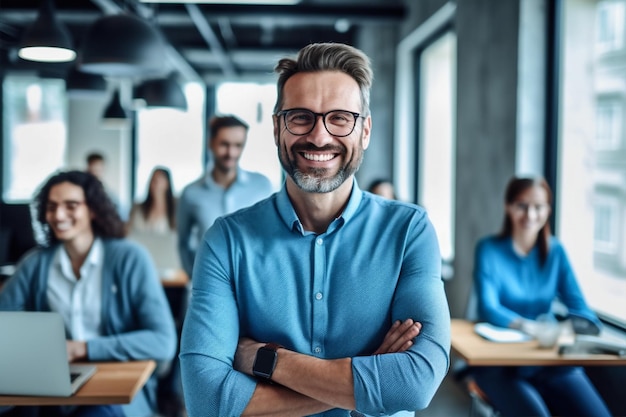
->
[280, 148, 364, 194]
[291, 167, 349, 193]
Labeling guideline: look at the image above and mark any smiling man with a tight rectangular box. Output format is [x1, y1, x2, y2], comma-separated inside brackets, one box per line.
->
[179, 43, 450, 417]
[177, 115, 274, 278]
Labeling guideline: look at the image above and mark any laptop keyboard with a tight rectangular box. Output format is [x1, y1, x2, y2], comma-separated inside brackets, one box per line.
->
[70, 372, 80, 383]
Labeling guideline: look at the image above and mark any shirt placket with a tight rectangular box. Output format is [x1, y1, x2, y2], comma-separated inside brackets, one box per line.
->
[311, 234, 328, 357]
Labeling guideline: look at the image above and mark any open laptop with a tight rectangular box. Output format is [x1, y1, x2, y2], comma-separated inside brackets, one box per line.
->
[0, 311, 97, 397]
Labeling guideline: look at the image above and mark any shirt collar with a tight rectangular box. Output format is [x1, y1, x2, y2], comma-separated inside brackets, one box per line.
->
[56, 238, 103, 280]
[276, 178, 363, 236]
[202, 166, 249, 188]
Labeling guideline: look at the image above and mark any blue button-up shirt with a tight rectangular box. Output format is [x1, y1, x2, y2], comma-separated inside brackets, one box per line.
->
[180, 181, 450, 417]
[176, 167, 274, 276]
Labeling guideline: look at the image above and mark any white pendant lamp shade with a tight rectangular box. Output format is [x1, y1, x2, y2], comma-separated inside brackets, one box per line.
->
[18, 0, 76, 63]
[80, 14, 166, 77]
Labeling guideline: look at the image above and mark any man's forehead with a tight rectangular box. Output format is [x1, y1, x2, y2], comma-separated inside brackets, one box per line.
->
[282, 71, 361, 109]
[211, 126, 247, 142]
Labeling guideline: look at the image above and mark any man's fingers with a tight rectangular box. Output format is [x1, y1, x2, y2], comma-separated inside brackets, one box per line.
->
[386, 321, 421, 353]
[373, 319, 422, 354]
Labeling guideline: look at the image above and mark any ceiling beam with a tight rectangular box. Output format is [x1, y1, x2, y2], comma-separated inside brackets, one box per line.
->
[184, 3, 236, 78]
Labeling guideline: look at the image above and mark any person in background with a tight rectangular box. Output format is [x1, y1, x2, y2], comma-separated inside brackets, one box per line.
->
[85, 152, 127, 222]
[127, 167, 176, 234]
[472, 176, 611, 417]
[179, 42, 450, 417]
[0, 170, 177, 417]
[126, 166, 182, 417]
[367, 178, 397, 200]
[176, 115, 274, 278]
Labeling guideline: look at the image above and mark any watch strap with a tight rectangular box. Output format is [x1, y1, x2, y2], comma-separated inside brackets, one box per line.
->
[264, 342, 283, 352]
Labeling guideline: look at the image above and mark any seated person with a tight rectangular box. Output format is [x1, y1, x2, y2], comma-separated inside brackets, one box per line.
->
[0, 170, 177, 417]
[472, 176, 610, 417]
[127, 167, 176, 235]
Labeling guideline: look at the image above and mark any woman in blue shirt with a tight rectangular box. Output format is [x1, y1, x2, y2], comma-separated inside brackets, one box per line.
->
[472, 176, 611, 417]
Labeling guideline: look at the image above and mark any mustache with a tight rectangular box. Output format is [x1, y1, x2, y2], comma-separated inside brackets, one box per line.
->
[292, 144, 346, 154]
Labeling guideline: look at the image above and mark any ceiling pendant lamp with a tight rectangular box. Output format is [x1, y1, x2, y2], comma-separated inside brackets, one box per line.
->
[80, 13, 165, 77]
[65, 67, 107, 98]
[17, 0, 76, 63]
[102, 89, 130, 128]
[134, 73, 187, 111]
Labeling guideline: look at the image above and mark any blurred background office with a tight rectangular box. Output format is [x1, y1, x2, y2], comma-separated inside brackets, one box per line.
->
[1, 1, 625, 416]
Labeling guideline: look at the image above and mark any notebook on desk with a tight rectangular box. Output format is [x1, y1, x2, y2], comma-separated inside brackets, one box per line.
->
[0, 311, 97, 397]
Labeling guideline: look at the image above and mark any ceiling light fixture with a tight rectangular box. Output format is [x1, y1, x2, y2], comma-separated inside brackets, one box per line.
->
[17, 0, 76, 63]
[102, 89, 130, 128]
[134, 73, 187, 111]
[80, 13, 166, 77]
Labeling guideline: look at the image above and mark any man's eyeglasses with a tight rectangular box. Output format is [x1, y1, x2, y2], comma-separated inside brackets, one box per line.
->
[276, 108, 361, 137]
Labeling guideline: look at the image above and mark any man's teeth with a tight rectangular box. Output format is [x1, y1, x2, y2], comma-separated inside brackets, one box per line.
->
[303, 153, 334, 162]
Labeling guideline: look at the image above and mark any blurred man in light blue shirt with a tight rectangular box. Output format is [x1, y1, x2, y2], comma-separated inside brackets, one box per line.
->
[176, 115, 274, 277]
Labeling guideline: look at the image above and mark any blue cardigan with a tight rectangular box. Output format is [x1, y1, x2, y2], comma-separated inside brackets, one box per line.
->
[0, 238, 177, 417]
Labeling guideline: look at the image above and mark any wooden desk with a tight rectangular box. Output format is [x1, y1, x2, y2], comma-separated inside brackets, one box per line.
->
[0, 360, 156, 406]
[160, 269, 189, 288]
[451, 319, 626, 366]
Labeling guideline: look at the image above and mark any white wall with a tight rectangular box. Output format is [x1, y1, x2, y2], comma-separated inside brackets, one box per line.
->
[67, 92, 132, 218]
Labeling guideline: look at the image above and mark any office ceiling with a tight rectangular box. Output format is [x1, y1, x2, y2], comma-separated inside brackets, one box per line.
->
[0, 0, 406, 83]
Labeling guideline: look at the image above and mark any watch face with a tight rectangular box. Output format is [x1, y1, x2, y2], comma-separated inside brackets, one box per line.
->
[253, 347, 278, 379]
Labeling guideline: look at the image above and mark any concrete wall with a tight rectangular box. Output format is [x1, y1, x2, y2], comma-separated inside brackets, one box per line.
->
[356, 26, 397, 190]
[451, 0, 521, 317]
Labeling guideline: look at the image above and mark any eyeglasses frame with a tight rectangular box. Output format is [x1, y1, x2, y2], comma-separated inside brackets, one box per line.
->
[276, 108, 362, 138]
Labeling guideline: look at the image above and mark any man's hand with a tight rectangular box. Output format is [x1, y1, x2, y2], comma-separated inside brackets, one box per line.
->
[66, 340, 88, 362]
[372, 319, 422, 355]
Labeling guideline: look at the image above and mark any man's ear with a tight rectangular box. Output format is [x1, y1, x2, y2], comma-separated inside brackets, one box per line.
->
[273, 115, 279, 146]
[361, 116, 372, 150]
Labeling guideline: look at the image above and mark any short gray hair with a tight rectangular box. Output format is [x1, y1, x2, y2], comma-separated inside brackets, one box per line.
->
[273, 43, 373, 116]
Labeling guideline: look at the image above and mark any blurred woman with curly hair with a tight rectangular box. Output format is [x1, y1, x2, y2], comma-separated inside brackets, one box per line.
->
[0, 170, 177, 417]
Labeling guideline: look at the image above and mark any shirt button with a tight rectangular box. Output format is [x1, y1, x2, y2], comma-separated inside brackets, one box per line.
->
[314, 347, 321, 354]
[315, 292, 323, 300]
[316, 238, 323, 245]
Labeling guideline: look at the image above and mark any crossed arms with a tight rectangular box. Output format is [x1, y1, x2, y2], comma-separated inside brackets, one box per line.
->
[234, 319, 422, 416]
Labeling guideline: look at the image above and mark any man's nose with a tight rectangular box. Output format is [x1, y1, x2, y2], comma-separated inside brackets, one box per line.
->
[307, 116, 334, 147]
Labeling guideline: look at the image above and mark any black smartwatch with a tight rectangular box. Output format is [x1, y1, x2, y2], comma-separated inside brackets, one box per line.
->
[252, 342, 282, 381]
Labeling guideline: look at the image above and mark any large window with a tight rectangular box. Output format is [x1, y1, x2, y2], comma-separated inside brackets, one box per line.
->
[2, 75, 67, 202]
[134, 82, 206, 200]
[418, 31, 457, 264]
[558, 0, 626, 327]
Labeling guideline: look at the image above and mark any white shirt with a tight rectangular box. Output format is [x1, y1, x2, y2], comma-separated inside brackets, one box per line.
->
[47, 238, 104, 340]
